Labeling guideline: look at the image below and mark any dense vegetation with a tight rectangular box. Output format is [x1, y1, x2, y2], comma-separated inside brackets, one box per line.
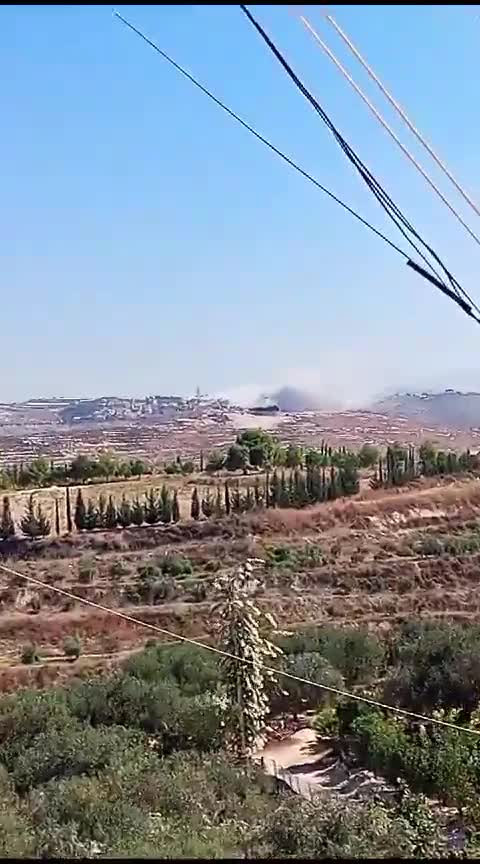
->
[5, 616, 480, 858]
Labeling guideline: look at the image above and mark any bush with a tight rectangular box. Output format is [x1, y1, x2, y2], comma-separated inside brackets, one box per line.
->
[385, 620, 480, 718]
[124, 643, 219, 696]
[21, 644, 39, 665]
[160, 554, 193, 578]
[253, 793, 445, 859]
[63, 635, 82, 660]
[276, 653, 345, 713]
[78, 557, 96, 584]
[312, 706, 339, 738]
[11, 721, 141, 792]
[277, 625, 385, 686]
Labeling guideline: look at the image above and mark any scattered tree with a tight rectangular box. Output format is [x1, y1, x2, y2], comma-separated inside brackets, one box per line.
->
[0, 496, 15, 541]
[74, 490, 86, 531]
[20, 496, 51, 539]
[190, 488, 200, 521]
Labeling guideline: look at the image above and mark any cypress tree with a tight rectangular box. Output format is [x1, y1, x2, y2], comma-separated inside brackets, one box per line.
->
[201, 488, 214, 518]
[278, 472, 289, 508]
[131, 496, 145, 526]
[270, 470, 280, 508]
[287, 471, 294, 506]
[214, 487, 224, 518]
[224, 481, 231, 516]
[117, 494, 132, 528]
[172, 490, 180, 523]
[65, 487, 73, 533]
[200, 450, 204, 472]
[254, 477, 261, 508]
[191, 487, 200, 520]
[265, 470, 270, 508]
[160, 484, 172, 523]
[145, 488, 159, 525]
[329, 465, 338, 501]
[0, 496, 14, 540]
[97, 494, 107, 529]
[105, 495, 118, 529]
[85, 499, 98, 531]
[20, 495, 50, 539]
[232, 481, 242, 514]
[54, 498, 61, 536]
[378, 457, 384, 486]
[74, 489, 86, 531]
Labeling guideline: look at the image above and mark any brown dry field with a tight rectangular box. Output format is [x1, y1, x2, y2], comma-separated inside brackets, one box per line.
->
[6, 472, 257, 533]
[2, 473, 480, 692]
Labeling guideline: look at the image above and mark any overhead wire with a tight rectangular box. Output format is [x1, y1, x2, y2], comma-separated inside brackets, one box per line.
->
[112, 13, 407, 261]
[239, 4, 480, 321]
[318, 7, 480, 222]
[114, 11, 480, 323]
[0, 559, 480, 738]
[295, 10, 480, 251]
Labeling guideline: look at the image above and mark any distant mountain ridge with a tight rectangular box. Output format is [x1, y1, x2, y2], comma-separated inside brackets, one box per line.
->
[370, 390, 480, 429]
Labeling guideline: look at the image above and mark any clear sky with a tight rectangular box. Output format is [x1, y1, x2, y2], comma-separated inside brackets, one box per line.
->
[2, 4, 480, 405]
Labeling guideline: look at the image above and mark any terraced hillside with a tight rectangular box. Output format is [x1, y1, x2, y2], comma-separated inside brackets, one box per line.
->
[2, 475, 480, 691]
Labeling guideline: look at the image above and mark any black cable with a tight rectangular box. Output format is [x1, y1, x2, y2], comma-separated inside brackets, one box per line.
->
[240, 4, 480, 320]
[113, 11, 407, 259]
[114, 10, 479, 323]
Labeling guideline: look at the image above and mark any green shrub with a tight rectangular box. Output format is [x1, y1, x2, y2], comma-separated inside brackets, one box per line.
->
[277, 653, 344, 713]
[312, 706, 339, 738]
[63, 635, 82, 660]
[160, 554, 193, 578]
[385, 620, 480, 717]
[20, 644, 39, 665]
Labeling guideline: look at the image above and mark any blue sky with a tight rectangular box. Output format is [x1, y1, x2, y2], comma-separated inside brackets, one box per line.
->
[2, 4, 480, 405]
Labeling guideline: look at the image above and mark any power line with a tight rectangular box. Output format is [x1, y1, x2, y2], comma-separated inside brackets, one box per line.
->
[112, 12, 406, 261]
[239, 5, 480, 321]
[296, 11, 480, 250]
[320, 8, 480, 223]
[114, 11, 479, 322]
[1, 559, 480, 738]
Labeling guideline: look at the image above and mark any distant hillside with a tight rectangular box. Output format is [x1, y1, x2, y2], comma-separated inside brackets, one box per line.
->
[267, 386, 341, 413]
[371, 391, 480, 429]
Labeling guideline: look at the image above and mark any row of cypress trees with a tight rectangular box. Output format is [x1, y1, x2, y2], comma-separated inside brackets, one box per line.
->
[190, 464, 360, 519]
[73, 487, 180, 531]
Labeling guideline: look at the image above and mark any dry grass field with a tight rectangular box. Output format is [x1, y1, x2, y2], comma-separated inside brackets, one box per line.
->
[2, 472, 480, 692]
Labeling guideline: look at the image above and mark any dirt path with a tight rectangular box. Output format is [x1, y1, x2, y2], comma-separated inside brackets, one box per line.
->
[255, 728, 396, 801]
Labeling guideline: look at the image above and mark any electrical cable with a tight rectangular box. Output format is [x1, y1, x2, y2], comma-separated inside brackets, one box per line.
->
[113, 11, 480, 322]
[112, 12, 407, 261]
[320, 7, 480, 222]
[239, 5, 480, 321]
[1, 559, 480, 738]
[296, 11, 480, 251]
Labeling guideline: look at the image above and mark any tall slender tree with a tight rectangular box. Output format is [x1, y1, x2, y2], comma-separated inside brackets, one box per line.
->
[213, 560, 282, 759]
[224, 481, 231, 516]
[65, 487, 73, 533]
[172, 490, 180, 523]
[0, 496, 14, 540]
[145, 488, 159, 525]
[105, 495, 118, 530]
[191, 487, 200, 521]
[131, 496, 145, 527]
[84, 499, 98, 531]
[117, 495, 132, 529]
[74, 489, 86, 531]
[214, 487, 224, 518]
[54, 498, 61, 536]
[97, 494, 107, 529]
[160, 484, 172, 523]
